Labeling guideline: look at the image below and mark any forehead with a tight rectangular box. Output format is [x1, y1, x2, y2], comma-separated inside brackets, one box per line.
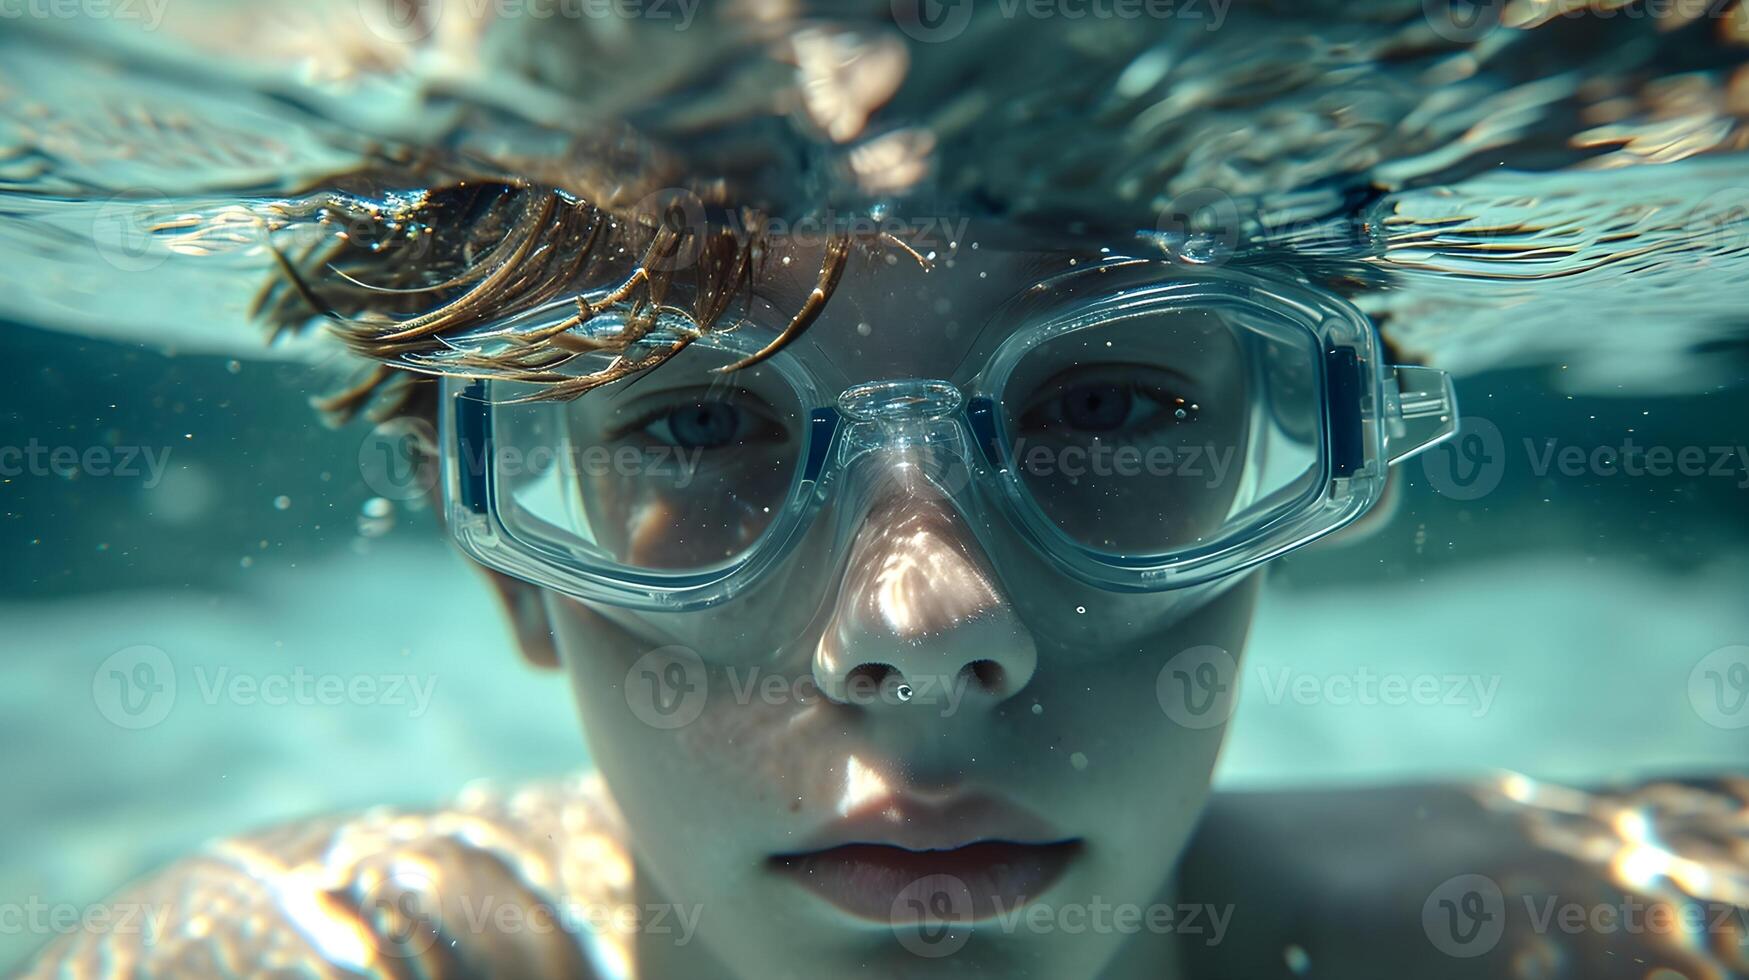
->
[741, 234, 1111, 383]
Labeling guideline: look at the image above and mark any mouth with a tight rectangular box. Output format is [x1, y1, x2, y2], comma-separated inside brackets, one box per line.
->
[769, 839, 1083, 923]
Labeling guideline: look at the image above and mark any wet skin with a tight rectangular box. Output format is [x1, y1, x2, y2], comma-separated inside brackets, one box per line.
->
[533, 240, 1263, 979]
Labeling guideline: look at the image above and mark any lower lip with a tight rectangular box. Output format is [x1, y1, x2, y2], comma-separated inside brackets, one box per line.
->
[770, 840, 1081, 923]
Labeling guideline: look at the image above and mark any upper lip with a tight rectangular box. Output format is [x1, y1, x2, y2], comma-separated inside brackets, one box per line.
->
[775, 792, 1073, 856]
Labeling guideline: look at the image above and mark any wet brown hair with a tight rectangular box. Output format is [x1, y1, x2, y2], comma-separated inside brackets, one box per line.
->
[253, 178, 855, 425]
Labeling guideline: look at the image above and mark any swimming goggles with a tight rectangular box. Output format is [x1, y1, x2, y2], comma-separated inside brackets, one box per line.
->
[438, 260, 1457, 611]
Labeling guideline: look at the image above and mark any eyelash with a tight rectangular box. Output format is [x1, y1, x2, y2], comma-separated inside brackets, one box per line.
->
[604, 391, 787, 446]
[1017, 365, 1201, 434]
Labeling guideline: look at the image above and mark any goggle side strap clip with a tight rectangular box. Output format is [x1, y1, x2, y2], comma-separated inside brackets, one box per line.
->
[1382, 365, 1459, 464]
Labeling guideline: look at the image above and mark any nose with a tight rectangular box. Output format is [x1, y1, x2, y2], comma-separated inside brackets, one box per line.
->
[812, 482, 1038, 713]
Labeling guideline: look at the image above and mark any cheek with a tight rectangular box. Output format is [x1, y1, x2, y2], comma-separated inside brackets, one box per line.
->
[549, 596, 858, 824]
[1017, 577, 1259, 807]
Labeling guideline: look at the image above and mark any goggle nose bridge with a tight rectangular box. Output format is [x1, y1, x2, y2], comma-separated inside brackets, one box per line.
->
[811, 379, 1007, 483]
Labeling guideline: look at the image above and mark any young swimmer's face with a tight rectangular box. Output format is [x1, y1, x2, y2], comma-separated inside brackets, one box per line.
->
[503, 238, 1265, 978]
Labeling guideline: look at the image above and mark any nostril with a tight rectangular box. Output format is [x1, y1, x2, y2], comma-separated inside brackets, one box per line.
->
[963, 659, 1007, 695]
[844, 662, 895, 702]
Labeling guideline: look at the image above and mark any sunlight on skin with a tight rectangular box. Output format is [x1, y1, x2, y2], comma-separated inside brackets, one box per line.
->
[839, 754, 892, 819]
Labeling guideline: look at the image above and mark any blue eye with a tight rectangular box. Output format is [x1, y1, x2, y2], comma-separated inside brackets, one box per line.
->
[1019, 369, 1198, 438]
[1060, 382, 1132, 431]
[648, 401, 742, 449]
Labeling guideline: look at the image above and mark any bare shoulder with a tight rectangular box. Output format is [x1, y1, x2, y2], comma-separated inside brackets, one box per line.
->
[1180, 775, 1749, 979]
[18, 771, 634, 980]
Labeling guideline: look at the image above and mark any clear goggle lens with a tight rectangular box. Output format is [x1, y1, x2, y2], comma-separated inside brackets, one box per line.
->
[478, 304, 1328, 576]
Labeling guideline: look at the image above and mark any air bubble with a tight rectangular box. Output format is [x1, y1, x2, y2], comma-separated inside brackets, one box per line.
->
[358, 497, 395, 537]
[273, 495, 290, 511]
[1075, 605, 1086, 614]
[894, 683, 914, 703]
